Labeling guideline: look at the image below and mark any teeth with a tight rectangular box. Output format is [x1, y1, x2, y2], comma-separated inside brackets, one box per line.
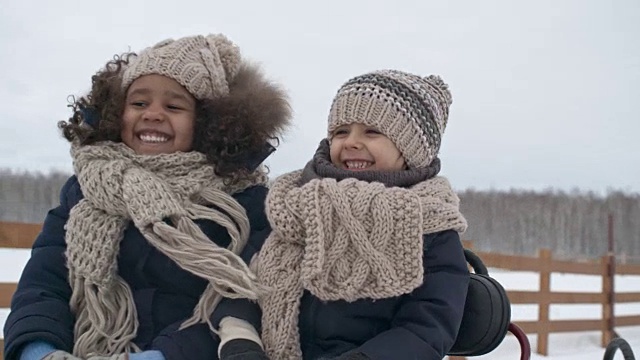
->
[139, 134, 169, 143]
[345, 161, 372, 169]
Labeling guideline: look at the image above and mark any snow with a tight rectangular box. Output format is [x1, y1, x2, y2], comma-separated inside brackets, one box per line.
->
[1, 249, 639, 359]
[473, 269, 640, 359]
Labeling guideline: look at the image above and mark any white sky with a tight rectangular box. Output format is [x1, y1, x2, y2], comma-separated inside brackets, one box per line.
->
[1, 0, 639, 193]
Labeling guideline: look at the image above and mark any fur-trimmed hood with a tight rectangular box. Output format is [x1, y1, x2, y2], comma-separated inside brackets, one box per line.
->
[192, 60, 292, 173]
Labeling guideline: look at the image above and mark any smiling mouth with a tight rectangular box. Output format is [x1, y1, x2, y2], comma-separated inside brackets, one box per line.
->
[138, 132, 170, 144]
[344, 160, 374, 170]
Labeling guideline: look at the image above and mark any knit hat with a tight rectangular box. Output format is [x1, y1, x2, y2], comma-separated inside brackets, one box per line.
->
[121, 34, 241, 100]
[327, 70, 453, 169]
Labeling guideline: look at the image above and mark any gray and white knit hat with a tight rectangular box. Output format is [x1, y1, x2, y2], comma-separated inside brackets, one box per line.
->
[327, 70, 453, 169]
[121, 34, 241, 100]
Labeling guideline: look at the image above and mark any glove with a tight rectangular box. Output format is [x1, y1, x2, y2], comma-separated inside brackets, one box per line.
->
[42, 351, 83, 360]
[219, 339, 269, 360]
[331, 352, 370, 360]
[128, 351, 165, 360]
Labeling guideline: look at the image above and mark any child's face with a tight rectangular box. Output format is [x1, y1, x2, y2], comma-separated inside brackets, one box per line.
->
[121, 74, 196, 155]
[329, 123, 406, 171]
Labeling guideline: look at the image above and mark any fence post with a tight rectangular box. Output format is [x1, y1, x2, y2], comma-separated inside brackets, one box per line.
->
[602, 254, 616, 347]
[602, 213, 617, 346]
[537, 248, 552, 356]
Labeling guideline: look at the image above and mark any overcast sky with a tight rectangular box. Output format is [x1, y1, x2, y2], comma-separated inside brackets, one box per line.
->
[1, 0, 638, 193]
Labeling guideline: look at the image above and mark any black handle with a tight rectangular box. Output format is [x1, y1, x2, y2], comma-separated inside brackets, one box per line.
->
[464, 249, 488, 275]
[604, 337, 636, 360]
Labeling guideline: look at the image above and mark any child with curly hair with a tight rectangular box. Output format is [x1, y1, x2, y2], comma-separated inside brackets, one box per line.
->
[3, 34, 290, 360]
[257, 70, 469, 360]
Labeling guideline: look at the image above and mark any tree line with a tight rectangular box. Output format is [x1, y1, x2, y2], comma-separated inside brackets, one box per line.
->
[459, 188, 639, 261]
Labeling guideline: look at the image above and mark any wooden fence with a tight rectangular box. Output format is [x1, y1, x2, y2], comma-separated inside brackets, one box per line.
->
[461, 242, 640, 357]
[2, 222, 640, 359]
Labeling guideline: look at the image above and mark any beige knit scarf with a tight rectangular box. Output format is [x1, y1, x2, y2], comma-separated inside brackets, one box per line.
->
[257, 170, 468, 359]
[65, 141, 267, 357]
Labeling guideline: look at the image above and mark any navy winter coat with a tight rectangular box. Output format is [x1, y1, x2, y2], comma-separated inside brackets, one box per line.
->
[299, 230, 469, 360]
[3, 176, 270, 360]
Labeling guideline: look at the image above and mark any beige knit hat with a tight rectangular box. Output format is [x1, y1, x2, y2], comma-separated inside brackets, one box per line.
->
[327, 70, 453, 169]
[121, 34, 241, 100]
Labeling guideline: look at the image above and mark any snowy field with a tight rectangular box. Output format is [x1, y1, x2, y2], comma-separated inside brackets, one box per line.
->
[2, 249, 639, 359]
[471, 268, 640, 359]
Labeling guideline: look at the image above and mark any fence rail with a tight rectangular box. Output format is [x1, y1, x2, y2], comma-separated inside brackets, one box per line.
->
[465, 242, 640, 356]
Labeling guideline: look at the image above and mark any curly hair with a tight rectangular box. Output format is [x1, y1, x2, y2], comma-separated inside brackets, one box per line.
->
[59, 54, 291, 180]
[59, 54, 132, 145]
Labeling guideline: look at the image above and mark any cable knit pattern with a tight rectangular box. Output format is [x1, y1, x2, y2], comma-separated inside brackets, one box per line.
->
[257, 170, 467, 359]
[121, 34, 241, 99]
[65, 141, 267, 358]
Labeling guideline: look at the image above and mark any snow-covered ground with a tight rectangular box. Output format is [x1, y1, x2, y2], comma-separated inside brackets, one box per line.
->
[2, 249, 639, 359]
[472, 269, 640, 359]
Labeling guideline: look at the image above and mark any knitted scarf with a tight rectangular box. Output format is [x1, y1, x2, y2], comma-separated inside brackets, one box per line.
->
[257, 144, 468, 359]
[65, 141, 267, 357]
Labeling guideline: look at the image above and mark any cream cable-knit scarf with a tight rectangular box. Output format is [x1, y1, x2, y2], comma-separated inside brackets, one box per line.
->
[65, 141, 267, 357]
[257, 170, 468, 359]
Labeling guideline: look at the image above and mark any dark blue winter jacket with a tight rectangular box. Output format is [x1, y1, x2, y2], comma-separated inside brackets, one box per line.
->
[3, 176, 270, 360]
[299, 230, 469, 360]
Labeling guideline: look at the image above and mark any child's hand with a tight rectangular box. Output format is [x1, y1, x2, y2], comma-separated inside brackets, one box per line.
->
[330, 352, 370, 360]
[219, 339, 269, 360]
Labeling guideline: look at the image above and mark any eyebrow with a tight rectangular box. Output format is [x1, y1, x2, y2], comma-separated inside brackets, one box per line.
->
[164, 90, 193, 103]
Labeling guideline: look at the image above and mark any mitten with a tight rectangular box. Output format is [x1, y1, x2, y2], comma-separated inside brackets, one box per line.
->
[87, 350, 165, 360]
[19, 341, 57, 360]
[129, 351, 165, 360]
[331, 352, 370, 360]
[219, 339, 269, 360]
[42, 351, 83, 360]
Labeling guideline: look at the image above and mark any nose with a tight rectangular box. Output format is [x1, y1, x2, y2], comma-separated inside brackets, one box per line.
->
[343, 131, 363, 149]
[142, 103, 166, 122]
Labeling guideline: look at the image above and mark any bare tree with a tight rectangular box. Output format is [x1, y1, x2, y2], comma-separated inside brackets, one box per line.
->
[459, 188, 640, 261]
[0, 168, 69, 223]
